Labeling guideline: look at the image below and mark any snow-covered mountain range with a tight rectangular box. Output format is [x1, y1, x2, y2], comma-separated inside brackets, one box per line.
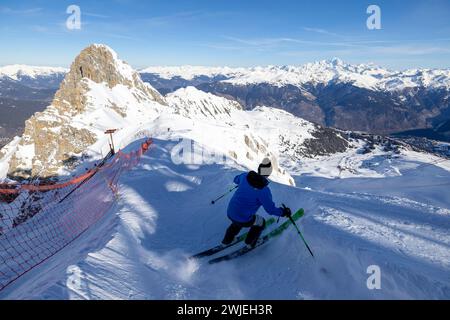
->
[0, 65, 67, 80]
[0, 65, 67, 89]
[4, 59, 450, 92]
[0, 66, 68, 148]
[2, 59, 450, 136]
[141, 59, 450, 91]
[141, 61, 450, 134]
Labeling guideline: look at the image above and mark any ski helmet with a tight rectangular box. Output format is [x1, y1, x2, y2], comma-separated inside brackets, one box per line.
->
[258, 157, 272, 176]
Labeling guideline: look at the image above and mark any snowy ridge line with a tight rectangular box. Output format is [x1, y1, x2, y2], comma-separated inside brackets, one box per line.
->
[0, 139, 152, 292]
[140, 61, 450, 91]
[0, 65, 68, 80]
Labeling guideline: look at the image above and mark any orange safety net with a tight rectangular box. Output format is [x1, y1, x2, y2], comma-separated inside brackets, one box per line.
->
[0, 139, 152, 292]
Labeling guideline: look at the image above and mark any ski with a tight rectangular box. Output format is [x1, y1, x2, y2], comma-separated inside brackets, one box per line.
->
[208, 209, 304, 264]
[190, 217, 277, 259]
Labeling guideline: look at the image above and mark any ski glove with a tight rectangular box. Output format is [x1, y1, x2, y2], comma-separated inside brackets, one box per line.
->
[281, 204, 292, 217]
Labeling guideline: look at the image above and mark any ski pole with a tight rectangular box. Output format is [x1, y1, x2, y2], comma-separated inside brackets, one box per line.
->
[211, 185, 238, 205]
[289, 216, 315, 258]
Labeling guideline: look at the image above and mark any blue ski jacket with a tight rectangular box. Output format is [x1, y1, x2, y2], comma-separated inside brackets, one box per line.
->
[227, 171, 283, 223]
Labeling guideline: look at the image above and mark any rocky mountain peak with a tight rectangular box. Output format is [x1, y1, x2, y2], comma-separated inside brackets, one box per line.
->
[5, 44, 166, 180]
[67, 44, 139, 88]
[53, 44, 165, 115]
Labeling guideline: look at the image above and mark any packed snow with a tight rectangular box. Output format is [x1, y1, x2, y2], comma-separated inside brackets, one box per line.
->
[0, 137, 21, 180]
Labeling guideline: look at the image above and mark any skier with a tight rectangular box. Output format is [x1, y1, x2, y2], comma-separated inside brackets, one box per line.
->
[221, 158, 292, 249]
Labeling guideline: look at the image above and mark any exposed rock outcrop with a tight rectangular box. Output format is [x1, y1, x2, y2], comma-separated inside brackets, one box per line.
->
[7, 44, 166, 180]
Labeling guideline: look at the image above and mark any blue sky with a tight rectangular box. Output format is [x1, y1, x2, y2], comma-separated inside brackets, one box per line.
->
[0, 0, 449, 69]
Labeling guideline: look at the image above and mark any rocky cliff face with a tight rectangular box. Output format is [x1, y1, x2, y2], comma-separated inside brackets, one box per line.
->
[7, 44, 166, 180]
[52, 44, 165, 116]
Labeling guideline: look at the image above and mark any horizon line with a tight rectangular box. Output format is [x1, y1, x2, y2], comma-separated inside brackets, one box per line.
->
[1, 58, 450, 72]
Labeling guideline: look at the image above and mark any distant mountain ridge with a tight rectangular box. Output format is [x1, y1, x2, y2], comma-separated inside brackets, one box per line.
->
[141, 60, 450, 91]
[0, 66, 68, 148]
[1, 59, 450, 138]
[4, 59, 450, 92]
[0, 65, 67, 89]
[141, 60, 450, 134]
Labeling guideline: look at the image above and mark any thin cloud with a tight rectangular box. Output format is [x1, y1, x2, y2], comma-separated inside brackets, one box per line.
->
[0, 6, 42, 15]
[202, 43, 249, 51]
[83, 12, 110, 19]
[140, 10, 211, 27]
[31, 25, 49, 33]
[224, 35, 450, 54]
[30, 23, 71, 36]
[351, 38, 450, 45]
[372, 45, 450, 55]
[303, 27, 343, 38]
[222, 36, 289, 46]
[223, 36, 314, 47]
[137, 10, 235, 27]
[221, 34, 450, 66]
[50, 19, 141, 41]
[99, 32, 143, 42]
[280, 49, 355, 57]
[281, 45, 450, 59]
[223, 36, 366, 48]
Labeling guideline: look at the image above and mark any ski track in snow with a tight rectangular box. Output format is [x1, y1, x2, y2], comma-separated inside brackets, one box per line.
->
[1, 139, 449, 299]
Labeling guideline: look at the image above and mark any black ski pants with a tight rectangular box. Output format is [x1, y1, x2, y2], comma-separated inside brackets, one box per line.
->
[222, 215, 266, 247]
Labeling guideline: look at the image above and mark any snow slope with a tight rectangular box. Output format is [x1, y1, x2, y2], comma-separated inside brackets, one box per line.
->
[1, 134, 449, 300]
[0, 137, 21, 181]
[166, 86, 243, 120]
